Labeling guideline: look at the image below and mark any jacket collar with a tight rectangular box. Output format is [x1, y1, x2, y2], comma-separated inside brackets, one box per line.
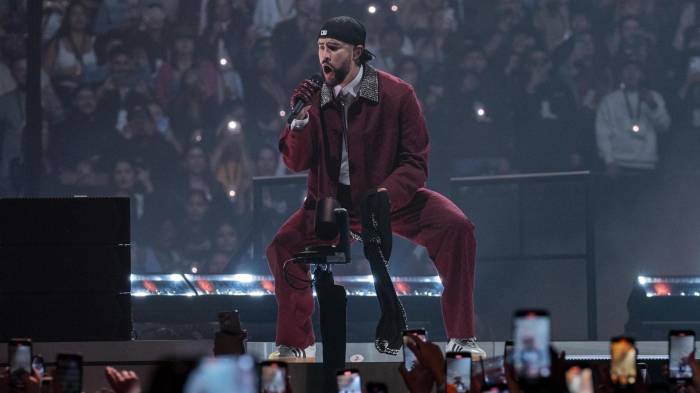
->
[320, 65, 379, 107]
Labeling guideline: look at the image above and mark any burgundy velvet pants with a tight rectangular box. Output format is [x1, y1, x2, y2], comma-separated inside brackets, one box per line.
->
[265, 188, 476, 348]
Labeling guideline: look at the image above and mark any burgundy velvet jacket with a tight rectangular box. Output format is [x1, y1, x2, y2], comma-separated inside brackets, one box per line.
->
[279, 65, 430, 213]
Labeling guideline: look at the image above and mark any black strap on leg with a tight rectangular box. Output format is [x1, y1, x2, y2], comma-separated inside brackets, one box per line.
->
[360, 190, 407, 355]
[314, 266, 347, 391]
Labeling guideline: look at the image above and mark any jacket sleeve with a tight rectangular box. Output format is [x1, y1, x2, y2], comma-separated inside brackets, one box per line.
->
[380, 86, 430, 211]
[595, 96, 615, 165]
[278, 111, 317, 172]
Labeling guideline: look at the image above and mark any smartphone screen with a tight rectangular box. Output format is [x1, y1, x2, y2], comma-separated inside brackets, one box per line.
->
[32, 355, 45, 378]
[218, 310, 242, 334]
[261, 361, 287, 393]
[447, 352, 471, 392]
[9, 339, 32, 390]
[504, 341, 514, 366]
[566, 364, 593, 393]
[476, 355, 508, 389]
[403, 329, 427, 371]
[337, 369, 362, 393]
[610, 337, 637, 386]
[56, 354, 83, 393]
[669, 330, 695, 381]
[184, 355, 257, 393]
[638, 362, 648, 384]
[513, 310, 551, 380]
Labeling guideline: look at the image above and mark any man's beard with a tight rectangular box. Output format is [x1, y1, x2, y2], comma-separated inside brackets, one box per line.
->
[321, 59, 350, 87]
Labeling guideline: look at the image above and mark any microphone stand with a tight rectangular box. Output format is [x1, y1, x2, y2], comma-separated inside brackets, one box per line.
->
[292, 208, 350, 392]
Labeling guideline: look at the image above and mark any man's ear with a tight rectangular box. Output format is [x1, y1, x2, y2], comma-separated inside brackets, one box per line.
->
[353, 45, 363, 62]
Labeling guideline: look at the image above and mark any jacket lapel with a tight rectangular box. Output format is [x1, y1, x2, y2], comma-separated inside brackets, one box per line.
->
[320, 65, 380, 108]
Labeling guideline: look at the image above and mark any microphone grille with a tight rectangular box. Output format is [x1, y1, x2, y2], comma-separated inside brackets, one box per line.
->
[310, 74, 324, 87]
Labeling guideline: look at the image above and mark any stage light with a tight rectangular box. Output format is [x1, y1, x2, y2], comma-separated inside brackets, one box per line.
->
[636, 275, 700, 297]
[131, 274, 444, 296]
[476, 107, 486, 117]
[232, 274, 255, 283]
[358, 275, 375, 283]
[368, 5, 377, 14]
[391, 4, 399, 12]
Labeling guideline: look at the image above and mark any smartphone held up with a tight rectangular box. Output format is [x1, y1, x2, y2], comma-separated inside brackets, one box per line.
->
[513, 310, 551, 382]
[669, 330, 696, 382]
[402, 329, 427, 372]
[610, 336, 637, 386]
[260, 360, 287, 393]
[8, 339, 32, 392]
[446, 352, 471, 393]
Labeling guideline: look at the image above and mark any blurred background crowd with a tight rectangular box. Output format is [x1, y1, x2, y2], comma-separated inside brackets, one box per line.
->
[1, 0, 700, 276]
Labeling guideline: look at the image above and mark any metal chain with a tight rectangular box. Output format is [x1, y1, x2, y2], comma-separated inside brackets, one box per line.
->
[353, 213, 391, 267]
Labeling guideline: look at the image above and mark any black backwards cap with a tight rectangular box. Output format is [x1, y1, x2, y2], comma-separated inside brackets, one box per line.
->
[318, 16, 375, 62]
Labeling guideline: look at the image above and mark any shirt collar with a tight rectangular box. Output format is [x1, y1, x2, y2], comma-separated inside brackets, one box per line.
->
[333, 64, 363, 98]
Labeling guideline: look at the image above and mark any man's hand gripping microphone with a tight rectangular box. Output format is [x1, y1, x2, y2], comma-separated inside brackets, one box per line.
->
[287, 74, 324, 124]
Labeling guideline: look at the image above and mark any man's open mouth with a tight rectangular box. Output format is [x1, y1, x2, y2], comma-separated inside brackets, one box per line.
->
[323, 64, 333, 74]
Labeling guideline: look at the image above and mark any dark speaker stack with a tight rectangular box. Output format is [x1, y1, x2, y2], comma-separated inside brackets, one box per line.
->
[0, 197, 132, 341]
[626, 276, 700, 339]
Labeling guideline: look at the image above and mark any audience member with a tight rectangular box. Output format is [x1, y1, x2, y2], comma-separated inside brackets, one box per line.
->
[0, 57, 27, 195]
[43, 1, 101, 98]
[50, 85, 110, 175]
[134, 215, 184, 273]
[155, 27, 218, 109]
[596, 59, 670, 176]
[270, 0, 321, 88]
[181, 143, 231, 213]
[180, 189, 216, 269]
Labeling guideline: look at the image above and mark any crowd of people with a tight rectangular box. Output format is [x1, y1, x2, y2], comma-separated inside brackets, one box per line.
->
[1, 0, 700, 275]
[1, 332, 699, 392]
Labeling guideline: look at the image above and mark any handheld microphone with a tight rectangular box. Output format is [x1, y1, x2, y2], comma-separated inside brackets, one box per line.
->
[287, 74, 324, 124]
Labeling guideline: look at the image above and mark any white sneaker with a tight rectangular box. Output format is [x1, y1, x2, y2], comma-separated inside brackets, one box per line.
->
[268, 344, 316, 362]
[446, 337, 487, 359]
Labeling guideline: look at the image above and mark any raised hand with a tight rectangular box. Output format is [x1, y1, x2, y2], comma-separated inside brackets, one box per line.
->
[104, 367, 141, 393]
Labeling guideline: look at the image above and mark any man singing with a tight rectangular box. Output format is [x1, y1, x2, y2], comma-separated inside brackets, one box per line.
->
[267, 16, 484, 359]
